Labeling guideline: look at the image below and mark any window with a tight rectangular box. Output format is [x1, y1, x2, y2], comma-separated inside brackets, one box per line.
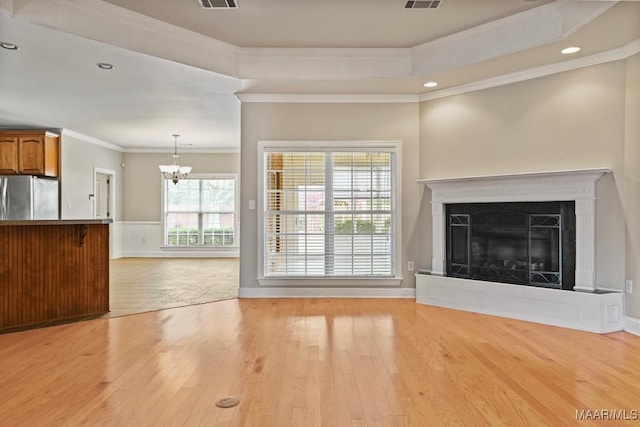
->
[262, 144, 398, 278]
[164, 175, 237, 247]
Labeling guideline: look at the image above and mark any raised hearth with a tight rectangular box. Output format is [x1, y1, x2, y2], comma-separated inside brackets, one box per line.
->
[417, 169, 624, 333]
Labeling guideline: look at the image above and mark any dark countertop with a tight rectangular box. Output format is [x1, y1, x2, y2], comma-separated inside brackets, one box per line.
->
[0, 219, 113, 226]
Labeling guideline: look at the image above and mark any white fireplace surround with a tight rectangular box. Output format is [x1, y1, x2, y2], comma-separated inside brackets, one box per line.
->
[416, 168, 625, 333]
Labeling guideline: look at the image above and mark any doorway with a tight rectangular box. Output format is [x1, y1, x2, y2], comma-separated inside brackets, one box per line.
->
[95, 172, 111, 219]
[94, 167, 116, 257]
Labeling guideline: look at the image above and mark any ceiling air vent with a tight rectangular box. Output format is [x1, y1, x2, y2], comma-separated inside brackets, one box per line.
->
[199, 0, 238, 9]
[404, 0, 443, 9]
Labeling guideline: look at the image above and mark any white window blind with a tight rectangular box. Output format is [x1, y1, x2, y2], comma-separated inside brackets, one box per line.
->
[164, 176, 236, 246]
[264, 151, 395, 277]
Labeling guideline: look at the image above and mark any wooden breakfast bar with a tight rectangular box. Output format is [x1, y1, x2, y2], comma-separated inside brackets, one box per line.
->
[0, 219, 110, 330]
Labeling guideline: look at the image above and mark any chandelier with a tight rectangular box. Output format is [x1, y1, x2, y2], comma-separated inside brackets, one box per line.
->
[158, 134, 192, 184]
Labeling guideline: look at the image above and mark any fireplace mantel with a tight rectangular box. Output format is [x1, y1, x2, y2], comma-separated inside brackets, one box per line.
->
[417, 168, 610, 204]
[416, 168, 624, 333]
[419, 168, 610, 292]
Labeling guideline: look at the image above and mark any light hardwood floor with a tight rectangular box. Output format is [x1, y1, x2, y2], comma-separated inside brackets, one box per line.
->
[0, 298, 639, 426]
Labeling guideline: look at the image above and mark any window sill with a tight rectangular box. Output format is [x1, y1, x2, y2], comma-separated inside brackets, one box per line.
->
[257, 276, 403, 287]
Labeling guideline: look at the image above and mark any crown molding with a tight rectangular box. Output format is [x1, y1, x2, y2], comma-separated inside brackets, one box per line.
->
[236, 93, 419, 104]
[61, 129, 124, 152]
[419, 38, 640, 102]
[238, 38, 639, 105]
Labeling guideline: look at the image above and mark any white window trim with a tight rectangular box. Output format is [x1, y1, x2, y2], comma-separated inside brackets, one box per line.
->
[160, 173, 240, 249]
[257, 140, 403, 287]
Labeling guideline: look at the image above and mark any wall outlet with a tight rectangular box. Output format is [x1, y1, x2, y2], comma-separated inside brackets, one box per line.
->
[407, 261, 414, 271]
[626, 280, 633, 293]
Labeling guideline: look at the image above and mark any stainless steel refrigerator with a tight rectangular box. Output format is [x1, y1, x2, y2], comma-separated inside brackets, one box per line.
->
[0, 175, 59, 220]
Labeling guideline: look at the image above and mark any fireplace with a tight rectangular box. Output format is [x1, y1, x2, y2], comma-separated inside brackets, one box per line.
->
[446, 201, 576, 290]
[415, 169, 624, 333]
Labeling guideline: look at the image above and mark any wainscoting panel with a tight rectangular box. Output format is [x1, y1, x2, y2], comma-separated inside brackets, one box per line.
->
[118, 222, 239, 258]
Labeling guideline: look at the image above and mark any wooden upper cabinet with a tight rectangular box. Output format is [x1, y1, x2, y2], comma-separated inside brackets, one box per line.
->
[19, 136, 46, 174]
[0, 136, 19, 174]
[0, 130, 59, 177]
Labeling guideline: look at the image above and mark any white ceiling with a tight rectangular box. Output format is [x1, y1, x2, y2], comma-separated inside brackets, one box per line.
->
[101, 0, 555, 49]
[0, 13, 242, 150]
[0, 0, 639, 150]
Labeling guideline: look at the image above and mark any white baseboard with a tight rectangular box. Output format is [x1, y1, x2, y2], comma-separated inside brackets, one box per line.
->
[121, 250, 239, 258]
[238, 287, 416, 298]
[624, 316, 640, 336]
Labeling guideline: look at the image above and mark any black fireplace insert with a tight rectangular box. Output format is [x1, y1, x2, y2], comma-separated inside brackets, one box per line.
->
[446, 201, 576, 290]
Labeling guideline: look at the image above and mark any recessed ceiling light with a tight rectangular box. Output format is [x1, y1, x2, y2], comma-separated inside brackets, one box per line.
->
[423, 81, 438, 88]
[97, 63, 115, 70]
[561, 47, 581, 55]
[0, 42, 18, 50]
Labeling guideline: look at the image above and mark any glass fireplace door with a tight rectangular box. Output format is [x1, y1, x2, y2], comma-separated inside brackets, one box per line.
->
[445, 202, 572, 289]
[528, 214, 562, 287]
[448, 214, 470, 277]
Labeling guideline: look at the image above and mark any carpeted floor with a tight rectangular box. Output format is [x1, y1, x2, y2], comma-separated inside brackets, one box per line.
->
[103, 257, 239, 318]
[0, 258, 239, 333]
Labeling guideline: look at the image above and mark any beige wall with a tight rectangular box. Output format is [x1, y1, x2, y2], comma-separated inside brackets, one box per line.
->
[419, 62, 626, 179]
[419, 61, 627, 290]
[240, 102, 425, 288]
[60, 134, 124, 220]
[122, 152, 240, 221]
[625, 53, 640, 318]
